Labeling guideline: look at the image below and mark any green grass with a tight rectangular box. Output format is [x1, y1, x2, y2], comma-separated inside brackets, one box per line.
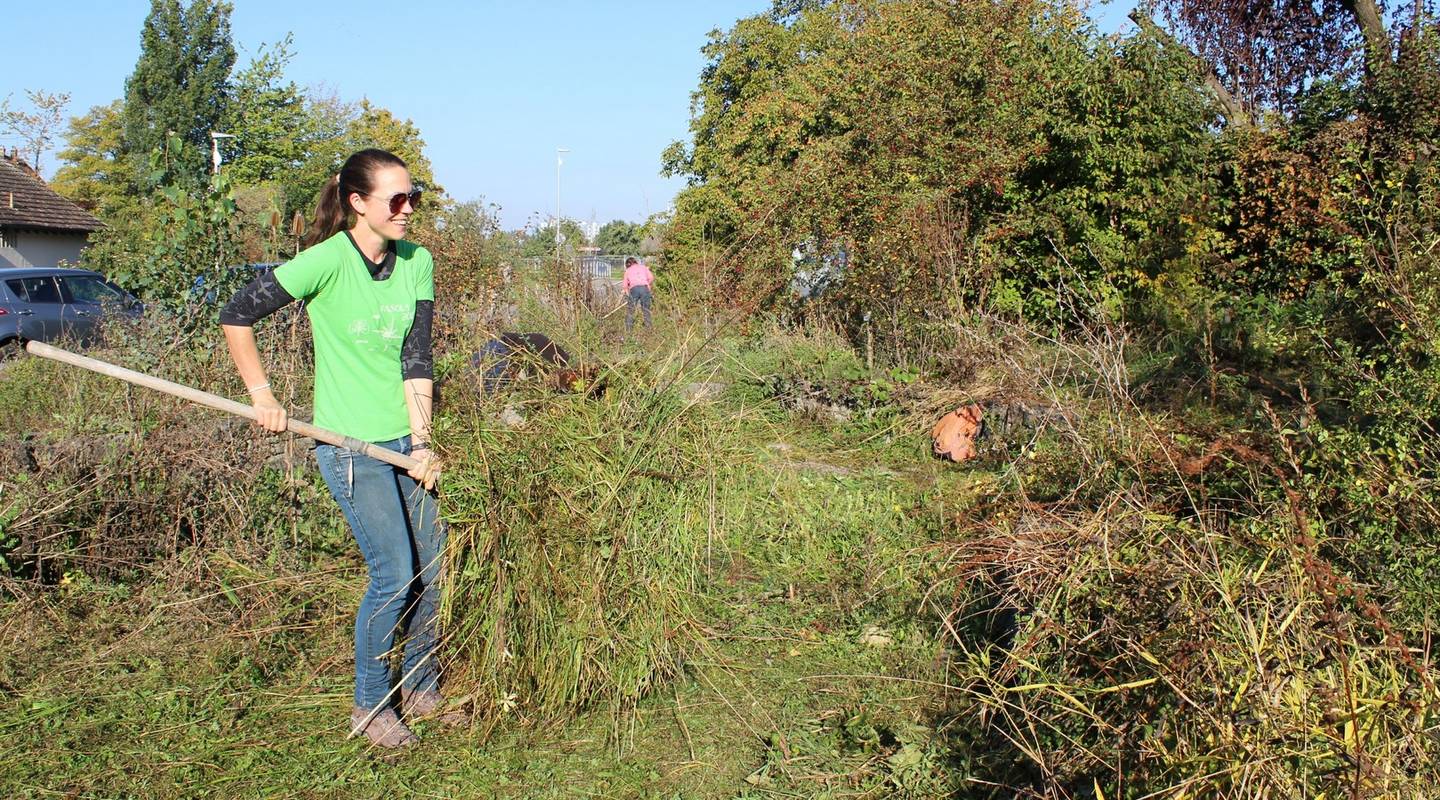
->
[12, 308, 1432, 797]
[0, 324, 971, 798]
[0, 505, 957, 798]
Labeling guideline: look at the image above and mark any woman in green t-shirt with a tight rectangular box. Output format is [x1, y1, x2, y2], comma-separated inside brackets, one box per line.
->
[220, 148, 457, 748]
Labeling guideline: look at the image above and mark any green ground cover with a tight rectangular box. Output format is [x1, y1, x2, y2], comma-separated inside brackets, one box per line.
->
[5, 308, 1435, 798]
[0, 324, 973, 799]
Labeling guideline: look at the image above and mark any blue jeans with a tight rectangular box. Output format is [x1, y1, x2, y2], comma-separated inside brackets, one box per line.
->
[626, 285, 653, 331]
[315, 436, 445, 709]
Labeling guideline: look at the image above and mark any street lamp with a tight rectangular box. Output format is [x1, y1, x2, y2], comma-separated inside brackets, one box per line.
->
[210, 132, 236, 175]
[556, 147, 570, 315]
[555, 147, 570, 267]
[208, 132, 238, 274]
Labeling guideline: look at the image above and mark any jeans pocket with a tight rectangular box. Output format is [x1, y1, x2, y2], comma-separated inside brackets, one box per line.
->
[317, 445, 355, 502]
[339, 452, 354, 500]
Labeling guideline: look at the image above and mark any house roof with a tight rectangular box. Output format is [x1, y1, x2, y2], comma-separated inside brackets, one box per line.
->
[0, 151, 102, 234]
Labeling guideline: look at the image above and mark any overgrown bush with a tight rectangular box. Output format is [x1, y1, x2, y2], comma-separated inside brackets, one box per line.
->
[0, 311, 325, 585]
[923, 307, 1440, 797]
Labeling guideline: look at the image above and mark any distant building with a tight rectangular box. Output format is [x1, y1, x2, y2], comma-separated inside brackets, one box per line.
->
[0, 149, 102, 268]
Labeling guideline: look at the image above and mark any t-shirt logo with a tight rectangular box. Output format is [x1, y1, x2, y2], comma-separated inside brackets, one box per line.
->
[348, 303, 411, 351]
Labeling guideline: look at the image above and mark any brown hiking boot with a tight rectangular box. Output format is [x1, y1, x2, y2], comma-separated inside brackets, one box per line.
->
[350, 706, 419, 749]
[400, 687, 468, 726]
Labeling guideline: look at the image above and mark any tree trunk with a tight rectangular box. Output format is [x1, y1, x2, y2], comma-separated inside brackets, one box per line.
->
[1339, 0, 1392, 67]
[1129, 10, 1251, 128]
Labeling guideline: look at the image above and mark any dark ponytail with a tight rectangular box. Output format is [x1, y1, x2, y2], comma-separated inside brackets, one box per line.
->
[301, 148, 409, 250]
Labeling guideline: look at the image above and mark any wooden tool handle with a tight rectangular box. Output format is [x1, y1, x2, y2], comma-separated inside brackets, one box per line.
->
[24, 340, 422, 472]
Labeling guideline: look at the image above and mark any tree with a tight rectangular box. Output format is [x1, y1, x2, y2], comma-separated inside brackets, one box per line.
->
[121, 0, 236, 189]
[0, 90, 71, 172]
[345, 101, 440, 194]
[288, 97, 442, 238]
[768, 0, 835, 23]
[596, 220, 645, 255]
[220, 36, 307, 186]
[664, 0, 1237, 346]
[51, 101, 133, 214]
[282, 87, 357, 216]
[520, 218, 587, 259]
[1154, 0, 1410, 114]
[83, 132, 242, 317]
[667, 1, 1073, 318]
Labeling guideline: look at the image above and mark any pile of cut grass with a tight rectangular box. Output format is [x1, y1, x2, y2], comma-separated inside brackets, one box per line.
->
[435, 339, 950, 729]
[437, 363, 727, 725]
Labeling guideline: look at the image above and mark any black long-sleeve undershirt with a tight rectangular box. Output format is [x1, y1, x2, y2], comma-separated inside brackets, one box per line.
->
[218, 270, 295, 327]
[400, 300, 433, 381]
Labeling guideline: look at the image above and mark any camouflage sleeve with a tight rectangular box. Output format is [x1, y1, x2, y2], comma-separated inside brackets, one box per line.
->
[219, 271, 296, 326]
[401, 300, 434, 381]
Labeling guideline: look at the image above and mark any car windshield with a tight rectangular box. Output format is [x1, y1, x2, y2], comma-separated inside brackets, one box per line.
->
[62, 275, 128, 304]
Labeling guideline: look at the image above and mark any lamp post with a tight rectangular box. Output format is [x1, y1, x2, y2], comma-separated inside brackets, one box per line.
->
[555, 147, 570, 315]
[209, 132, 236, 175]
[207, 132, 238, 275]
[555, 147, 570, 265]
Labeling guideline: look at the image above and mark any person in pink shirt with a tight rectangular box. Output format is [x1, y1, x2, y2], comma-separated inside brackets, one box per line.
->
[621, 256, 655, 331]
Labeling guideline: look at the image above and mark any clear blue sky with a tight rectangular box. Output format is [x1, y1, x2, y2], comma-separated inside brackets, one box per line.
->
[3, 1, 1135, 230]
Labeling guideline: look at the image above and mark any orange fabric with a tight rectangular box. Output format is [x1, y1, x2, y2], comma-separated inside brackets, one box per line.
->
[931, 404, 984, 462]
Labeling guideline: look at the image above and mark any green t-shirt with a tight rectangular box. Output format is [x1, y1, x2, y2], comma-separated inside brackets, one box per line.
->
[274, 232, 434, 443]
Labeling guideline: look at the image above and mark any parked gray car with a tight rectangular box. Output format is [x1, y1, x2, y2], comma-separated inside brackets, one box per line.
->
[0, 267, 143, 357]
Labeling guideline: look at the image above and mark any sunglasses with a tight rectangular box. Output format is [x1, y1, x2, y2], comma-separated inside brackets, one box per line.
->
[363, 188, 423, 215]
